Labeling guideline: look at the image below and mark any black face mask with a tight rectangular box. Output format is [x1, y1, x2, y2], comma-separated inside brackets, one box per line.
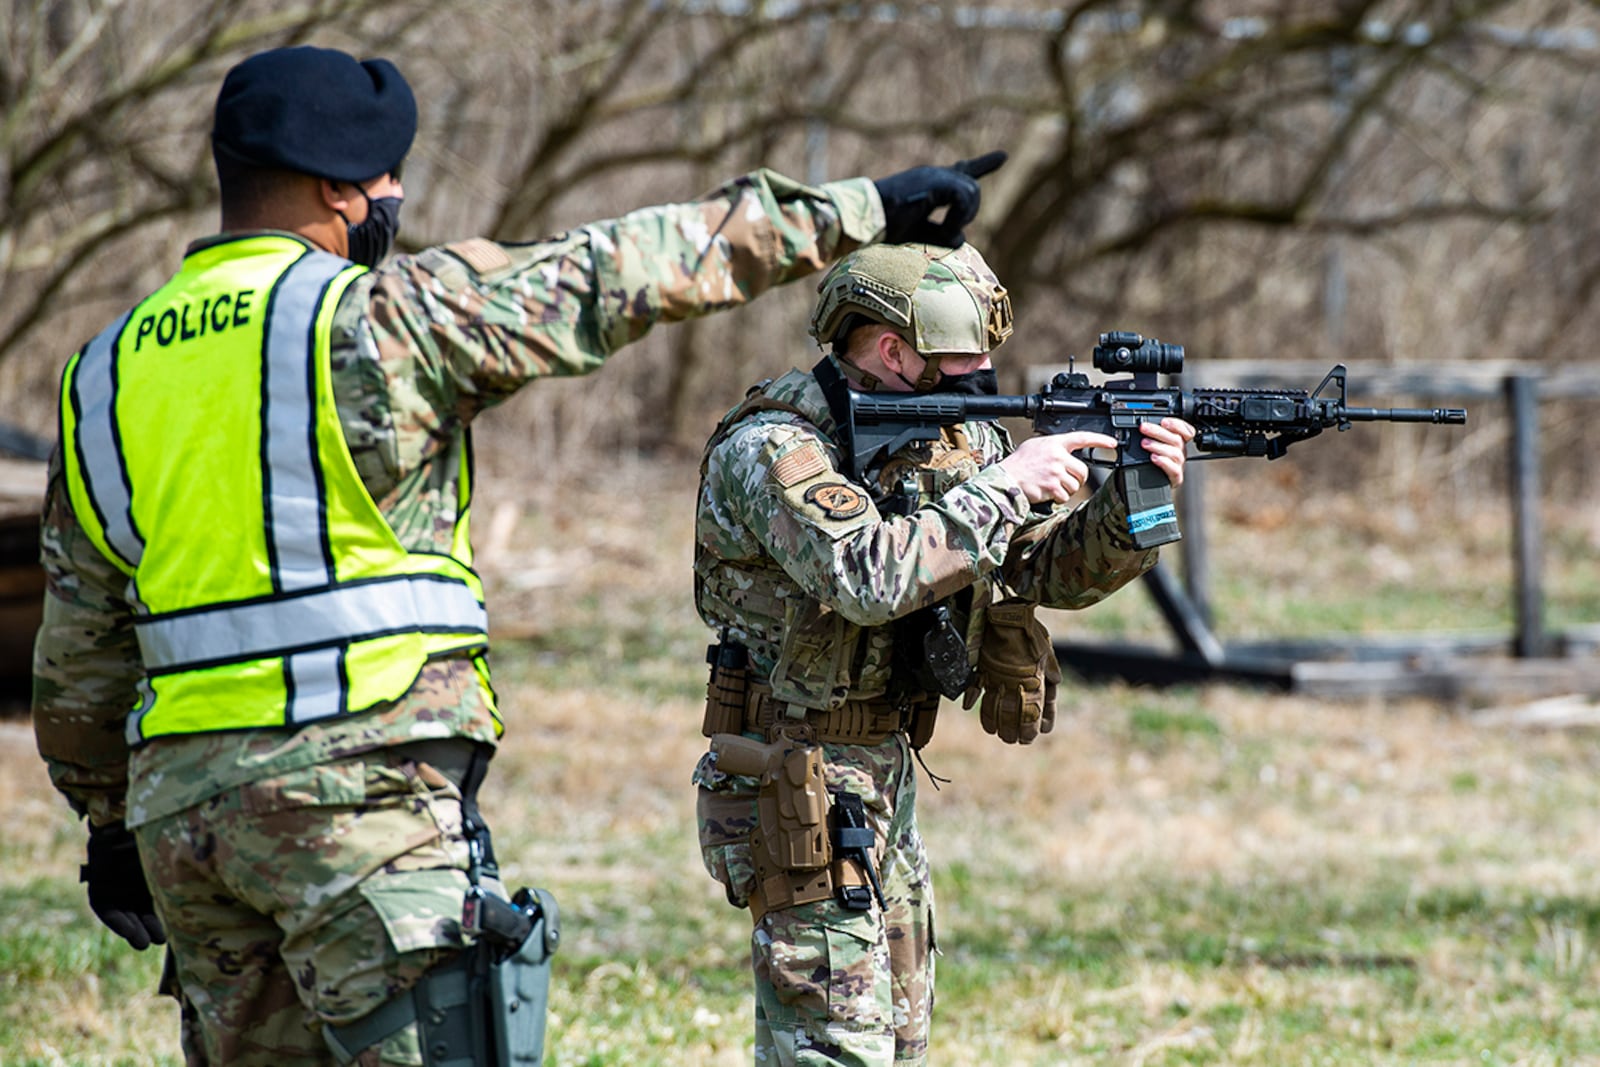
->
[928, 367, 998, 396]
[343, 191, 403, 267]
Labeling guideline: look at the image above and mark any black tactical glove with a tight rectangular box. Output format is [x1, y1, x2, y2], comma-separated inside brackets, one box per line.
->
[82, 821, 167, 950]
[873, 150, 1008, 247]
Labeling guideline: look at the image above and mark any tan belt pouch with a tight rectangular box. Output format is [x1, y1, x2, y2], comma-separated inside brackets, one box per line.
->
[703, 644, 751, 737]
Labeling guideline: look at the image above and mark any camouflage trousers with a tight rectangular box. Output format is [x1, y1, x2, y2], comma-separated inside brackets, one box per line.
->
[696, 733, 935, 1066]
[135, 740, 483, 1066]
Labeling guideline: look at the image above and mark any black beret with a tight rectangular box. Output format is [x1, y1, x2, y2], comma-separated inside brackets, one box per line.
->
[212, 45, 416, 183]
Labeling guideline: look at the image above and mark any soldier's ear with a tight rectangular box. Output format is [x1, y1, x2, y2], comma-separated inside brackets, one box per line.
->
[878, 330, 913, 374]
[320, 178, 356, 216]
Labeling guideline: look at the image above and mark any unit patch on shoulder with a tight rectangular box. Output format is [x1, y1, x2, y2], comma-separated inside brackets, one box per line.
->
[803, 482, 869, 520]
[770, 441, 829, 487]
[447, 237, 514, 277]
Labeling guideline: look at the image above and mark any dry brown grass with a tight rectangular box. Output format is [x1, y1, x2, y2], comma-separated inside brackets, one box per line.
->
[6, 452, 1600, 1063]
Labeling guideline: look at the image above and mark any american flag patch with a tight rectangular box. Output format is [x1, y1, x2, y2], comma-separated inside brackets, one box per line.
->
[770, 441, 828, 487]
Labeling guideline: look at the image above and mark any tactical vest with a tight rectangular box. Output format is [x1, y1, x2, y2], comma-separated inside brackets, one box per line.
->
[694, 364, 1007, 711]
[60, 234, 493, 744]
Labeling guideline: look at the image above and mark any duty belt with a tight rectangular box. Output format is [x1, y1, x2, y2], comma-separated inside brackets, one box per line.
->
[744, 682, 932, 745]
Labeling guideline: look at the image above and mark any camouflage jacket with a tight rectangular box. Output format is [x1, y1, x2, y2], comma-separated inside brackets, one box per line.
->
[693, 363, 1159, 710]
[34, 169, 883, 828]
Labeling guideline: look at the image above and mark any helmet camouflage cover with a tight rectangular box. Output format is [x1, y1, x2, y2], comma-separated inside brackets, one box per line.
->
[808, 242, 1014, 357]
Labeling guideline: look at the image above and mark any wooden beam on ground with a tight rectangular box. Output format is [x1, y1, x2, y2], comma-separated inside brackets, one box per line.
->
[1055, 634, 1600, 702]
[1291, 654, 1600, 701]
[1473, 694, 1600, 730]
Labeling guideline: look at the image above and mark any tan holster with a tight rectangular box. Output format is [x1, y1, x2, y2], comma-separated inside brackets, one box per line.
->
[711, 731, 833, 923]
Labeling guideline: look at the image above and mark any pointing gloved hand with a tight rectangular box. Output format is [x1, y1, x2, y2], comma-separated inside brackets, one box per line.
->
[82, 820, 167, 950]
[964, 599, 1061, 744]
[873, 150, 1008, 247]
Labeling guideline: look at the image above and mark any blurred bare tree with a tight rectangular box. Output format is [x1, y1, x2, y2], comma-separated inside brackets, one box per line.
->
[2, 0, 1595, 482]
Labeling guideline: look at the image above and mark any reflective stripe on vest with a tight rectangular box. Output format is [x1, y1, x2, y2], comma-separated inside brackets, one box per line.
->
[262, 252, 353, 590]
[69, 310, 142, 570]
[61, 235, 491, 741]
[136, 573, 488, 672]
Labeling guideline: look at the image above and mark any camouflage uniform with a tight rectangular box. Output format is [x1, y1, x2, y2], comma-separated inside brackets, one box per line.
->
[692, 256, 1160, 1065]
[34, 169, 882, 1066]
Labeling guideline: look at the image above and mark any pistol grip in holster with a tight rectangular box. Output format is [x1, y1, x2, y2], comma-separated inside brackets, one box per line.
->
[711, 733, 834, 918]
[753, 743, 832, 911]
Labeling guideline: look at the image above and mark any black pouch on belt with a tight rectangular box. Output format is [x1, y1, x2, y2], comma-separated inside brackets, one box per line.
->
[830, 791, 886, 912]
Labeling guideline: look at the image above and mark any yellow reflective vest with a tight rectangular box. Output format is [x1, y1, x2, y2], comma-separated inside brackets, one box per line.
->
[59, 234, 491, 743]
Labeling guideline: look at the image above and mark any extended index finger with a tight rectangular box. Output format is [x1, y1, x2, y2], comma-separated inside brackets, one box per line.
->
[953, 150, 1008, 179]
[1056, 431, 1118, 453]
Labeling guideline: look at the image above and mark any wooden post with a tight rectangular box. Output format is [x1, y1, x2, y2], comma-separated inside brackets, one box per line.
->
[1178, 459, 1212, 626]
[1507, 375, 1548, 658]
[1087, 468, 1224, 664]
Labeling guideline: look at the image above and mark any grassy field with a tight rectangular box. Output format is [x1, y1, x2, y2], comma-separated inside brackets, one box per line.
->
[3, 457, 1599, 1065]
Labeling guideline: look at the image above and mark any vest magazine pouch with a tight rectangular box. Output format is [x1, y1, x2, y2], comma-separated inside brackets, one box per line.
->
[772, 594, 855, 710]
[921, 607, 969, 698]
[703, 639, 750, 737]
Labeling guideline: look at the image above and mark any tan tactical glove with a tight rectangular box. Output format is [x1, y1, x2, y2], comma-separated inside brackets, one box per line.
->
[963, 600, 1062, 744]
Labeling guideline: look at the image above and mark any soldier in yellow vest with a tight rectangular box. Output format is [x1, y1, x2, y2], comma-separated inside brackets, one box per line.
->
[31, 44, 1006, 1066]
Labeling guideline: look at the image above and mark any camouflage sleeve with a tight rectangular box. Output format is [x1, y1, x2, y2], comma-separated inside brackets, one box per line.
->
[362, 170, 883, 423]
[707, 416, 1031, 627]
[30, 450, 141, 826]
[997, 480, 1160, 608]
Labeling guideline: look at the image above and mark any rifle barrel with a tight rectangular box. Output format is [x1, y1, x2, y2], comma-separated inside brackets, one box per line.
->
[1343, 406, 1468, 424]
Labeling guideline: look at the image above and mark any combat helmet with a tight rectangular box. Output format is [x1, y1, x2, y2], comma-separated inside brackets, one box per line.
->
[809, 242, 1013, 388]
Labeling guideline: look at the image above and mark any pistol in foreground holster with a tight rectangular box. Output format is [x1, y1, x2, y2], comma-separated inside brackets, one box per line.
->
[703, 640, 750, 737]
[710, 731, 832, 914]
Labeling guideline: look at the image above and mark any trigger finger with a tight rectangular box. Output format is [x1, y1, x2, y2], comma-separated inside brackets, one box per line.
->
[1077, 432, 1119, 457]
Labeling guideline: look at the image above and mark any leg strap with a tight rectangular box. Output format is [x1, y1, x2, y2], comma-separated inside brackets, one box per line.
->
[322, 947, 486, 1067]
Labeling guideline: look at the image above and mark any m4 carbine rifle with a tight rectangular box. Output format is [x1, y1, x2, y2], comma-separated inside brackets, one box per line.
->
[816, 331, 1468, 550]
